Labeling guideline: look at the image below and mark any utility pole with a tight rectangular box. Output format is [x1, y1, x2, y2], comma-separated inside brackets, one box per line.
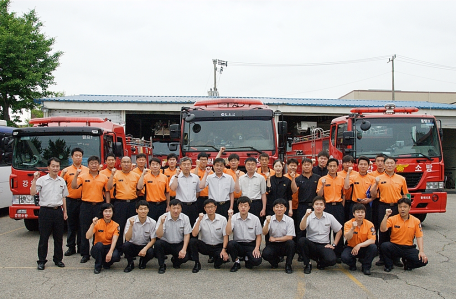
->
[388, 55, 396, 101]
[208, 59, 227, 97]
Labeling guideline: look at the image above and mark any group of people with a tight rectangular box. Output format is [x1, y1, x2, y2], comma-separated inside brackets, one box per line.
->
[33, 147, 428, 275]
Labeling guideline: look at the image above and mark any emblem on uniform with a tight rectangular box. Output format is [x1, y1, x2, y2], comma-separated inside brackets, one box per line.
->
[147, 181, 153, 183]
[394, 225, 400, 228]
[85, 180, 90, 182]
[119, 179, 124, 182]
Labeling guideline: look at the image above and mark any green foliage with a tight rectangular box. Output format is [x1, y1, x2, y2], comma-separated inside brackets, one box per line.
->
[0, 0, 63, 124]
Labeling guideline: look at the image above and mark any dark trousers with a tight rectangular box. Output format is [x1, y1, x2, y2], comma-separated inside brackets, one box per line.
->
[90, 242, 121, 270]
[122, 241, 154, 264]
[154, 239, 190, 267]
[377, 203, 398, 259]
[112, 200, 137, 252]
[345, 200, 373, 223]
[66, 197, 81, 250]
[296, 203, 313, 240]
[181, 202, 198, 226]
[341, 244, 377, 269]
[323, 203, 344, 257]
[79, 201, 103, 257]
[189, 239, 224, 267]
[215, 201, 230, 219]
[226, 240, 262, 267]
[147, 201, 167, 222]
[197, 196, 208, 214]
[249, 200, 263, 223]
[381, 242, 428, 269]
[38, 207, 64, 264]
[297, 237, 337, 267]
[262, 240, 295, 266]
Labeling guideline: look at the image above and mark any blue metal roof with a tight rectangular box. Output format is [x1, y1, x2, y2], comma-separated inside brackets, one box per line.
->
[36, 94, 456, 110]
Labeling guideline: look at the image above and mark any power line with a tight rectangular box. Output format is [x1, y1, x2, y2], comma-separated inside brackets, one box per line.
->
[396, 71, 456, 85]
[397, 56, 456, 71]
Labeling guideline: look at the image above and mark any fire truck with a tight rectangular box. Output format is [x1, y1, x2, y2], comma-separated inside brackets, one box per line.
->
[9, 116, 153, 231]
[287, 103, 446, 222]
[170, 98, 287, 168]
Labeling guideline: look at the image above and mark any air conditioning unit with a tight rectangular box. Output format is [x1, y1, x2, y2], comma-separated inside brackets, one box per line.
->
[296, 121, 317, 133]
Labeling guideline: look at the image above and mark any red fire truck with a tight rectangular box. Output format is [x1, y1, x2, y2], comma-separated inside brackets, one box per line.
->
[287, 104, 446, 222]
[170, 98, 287, 168]
[9, 116, 153, 231]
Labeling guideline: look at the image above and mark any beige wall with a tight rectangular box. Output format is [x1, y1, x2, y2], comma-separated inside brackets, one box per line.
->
[340, 90, 456, 104]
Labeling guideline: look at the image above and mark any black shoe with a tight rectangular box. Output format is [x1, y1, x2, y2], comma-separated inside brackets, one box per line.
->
[239, 256, 245, 262]
[349, 265, 357, 271]
[80, 256, 90, 263]
[336, 257, 342, 264]
[192, 262, 201, 273]
[103, 264, 110, 270]
[245, 261, 253, 269]
[230, 262, 241, 272]
[270, 262, 279, 269]
[138, 258, 146, 269]
[37, 262, 45, 270]
[158, 264, 166, 274]
[279, 256, 285, 263]
[54, 261, 65, 268]
[208, 256, 214, 263]
[316, 262, 324, 270]
[94, 268, 101, 274]
[285, 264, 293, 274]
[363, 267, 371, 275]
[304, 263, 312, 274]
[403, 258, 412, 271]
[124, 262, 134, 273]
[64, 248, 76, 256]
[375, 259, 385, 266]
[171, 257, 180, 269]
[298, 255, 303, 262]
[384, 266, 392, 272]
[393, 258, 403, 267]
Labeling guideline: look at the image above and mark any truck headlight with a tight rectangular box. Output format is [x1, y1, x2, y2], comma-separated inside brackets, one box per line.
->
[12, 195, 35, 204]
[426, 182, 444, 190]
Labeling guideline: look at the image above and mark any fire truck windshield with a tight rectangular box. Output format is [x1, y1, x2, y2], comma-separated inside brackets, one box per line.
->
[182, 119, 275, 152]
[12, 134, 101, 170]
[354, 117, 441, 158]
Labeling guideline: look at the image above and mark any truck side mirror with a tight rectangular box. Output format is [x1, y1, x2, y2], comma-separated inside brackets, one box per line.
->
[342, 131, 355, 145]
[278, 121, 287, 135]
[170, 124, 180, 139]
[169, 143, 178, 151]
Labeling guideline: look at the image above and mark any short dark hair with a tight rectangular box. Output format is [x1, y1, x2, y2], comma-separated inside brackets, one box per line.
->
[273, 159, 283, 167]
[287, 158, 298, 166]
[312, 196, 326, 206]
[357, 156, 370, 165]
[302, 157, 313, 165]
[180, 157, 192, 164]
[272, 198, 288, 207]
[87, 156, 100, 164]
[327, 158, 339, 166]
[317, 151, 329, 158]
[259, 153, 269, 160]
[106, 153, 116, 159]
[47, 157, 60, 166]
[169, 199, 182, 207]
[167, 153, 178, 160]
[136, 200, 150, 210]
[375, 154, 385, 160]
[352, 203, 366, 213]
[71, 148, 84, 156]
[244, 157, 257, 164]
[228, 154, 240, 162]
[384, 156, 396, 163]
[342, 155, 355, 163]
[136, 153, 147, 160]
[149, 157, 161, 165]
[213, 158, 225, 166]
[398, 197, 412, 207]
[204, 198, 217, 207]
[237, 196, 251, 206]
[99, 203, 114, 218]
[197, 152, 209, 159]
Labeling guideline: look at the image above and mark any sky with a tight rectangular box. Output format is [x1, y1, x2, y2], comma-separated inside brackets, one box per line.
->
[8, 0, 456, 100]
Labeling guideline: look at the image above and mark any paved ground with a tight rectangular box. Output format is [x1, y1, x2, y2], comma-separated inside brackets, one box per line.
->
[0, 194, 455, 299]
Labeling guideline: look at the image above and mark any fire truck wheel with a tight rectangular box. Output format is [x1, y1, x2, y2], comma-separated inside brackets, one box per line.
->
[24, 219, 39, 231]
[413, 213, 427, 223]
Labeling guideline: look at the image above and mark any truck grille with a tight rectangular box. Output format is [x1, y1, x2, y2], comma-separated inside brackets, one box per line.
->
[400, 173, 422, 189]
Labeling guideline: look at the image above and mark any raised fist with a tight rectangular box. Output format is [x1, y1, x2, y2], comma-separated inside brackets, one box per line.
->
[162, 160, 167, 168]
[111, 168, 117, 176]
[175, 168, 181, 176]
[376, 176, 380, 183]
[235, 170, 240, 178]
[321, 178, 326, 184]
[348, 167, 353, 173]
[228, 209, 233, 217]
[161, 214, 167, 223]
[129, 217, 135, 225]
[306, 209, 312, 216]
[92, 217, 99, 225]
[198, 213, 204, 221]
[61, 168, 68, 175]
[352, 221, 358, 228]
[385, 209, 392, 217]
[33, 171, 40, 180]
[206, 166, 212, 174]
[220, 147, 226, 153]
[266, 215, 271, 222]
[76, 169, 82, 175]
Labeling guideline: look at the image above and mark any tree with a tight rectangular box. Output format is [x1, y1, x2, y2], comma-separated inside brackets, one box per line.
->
[0, 0, 63, 125]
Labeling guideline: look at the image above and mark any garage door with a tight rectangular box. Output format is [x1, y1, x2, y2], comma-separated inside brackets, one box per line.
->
[49, 109, 123, 125]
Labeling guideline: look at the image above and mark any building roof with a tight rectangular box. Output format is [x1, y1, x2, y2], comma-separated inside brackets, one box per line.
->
[37, 94, 456, 110]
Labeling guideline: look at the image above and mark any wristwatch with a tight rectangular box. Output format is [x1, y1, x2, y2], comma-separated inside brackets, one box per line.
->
[332, 243, 336, 247]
